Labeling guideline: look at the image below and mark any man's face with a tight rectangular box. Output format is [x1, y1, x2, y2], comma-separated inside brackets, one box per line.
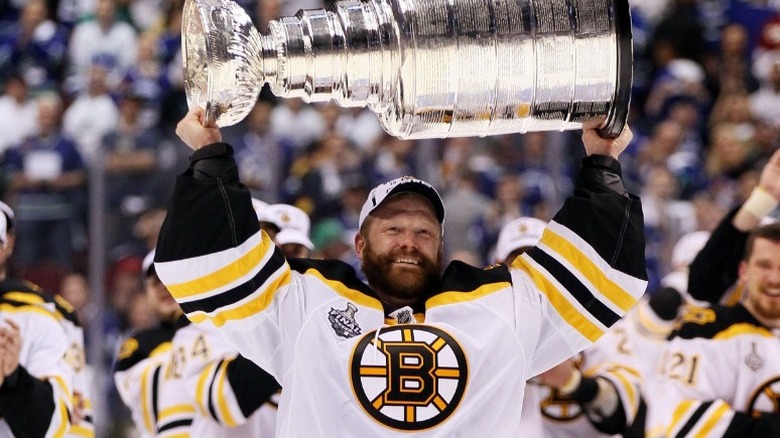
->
[356, 193, 443, 303]
[741, 237, 780, 324]
[281, 243, 309, 259]
[146, 274, 181, 323]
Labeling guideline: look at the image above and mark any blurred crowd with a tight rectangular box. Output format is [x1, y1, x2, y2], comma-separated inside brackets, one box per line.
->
[2, 0, 780, 434]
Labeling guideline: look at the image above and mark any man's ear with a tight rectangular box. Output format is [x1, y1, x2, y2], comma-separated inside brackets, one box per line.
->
[355, 232, 366, 261]
[738, 260, 748, 283]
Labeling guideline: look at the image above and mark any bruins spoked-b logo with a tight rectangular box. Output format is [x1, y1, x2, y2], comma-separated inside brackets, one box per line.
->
[350, 325, 468, 431]
[747, 376, 780, 415]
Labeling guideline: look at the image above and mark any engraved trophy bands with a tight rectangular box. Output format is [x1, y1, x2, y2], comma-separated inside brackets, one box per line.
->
[182, 0, 632, 139]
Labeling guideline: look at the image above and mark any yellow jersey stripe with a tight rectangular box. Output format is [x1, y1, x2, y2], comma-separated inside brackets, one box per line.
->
[216, 359, 237, 427]
[158, 404, 196, 420]
[714, 323, 774, 340]
[196, 362, 217, 415]
[149, 342, 173, 358]
[426, 281, 510, 308]
[189, 268, 292, 326]
[3, 291, 45, 304]
[695, 402, 731, 438]
[542, 229, 636, 312]
[514, 257, 604, 342]
[305, 269, 383, 310]
[66, 424, 94, 437]
[140, 363, 154, 434]
[0, 302, 60, 322]
[610, 368, 638, 416]
[167, 234, 273, 300]
[668, 400, 697, 436]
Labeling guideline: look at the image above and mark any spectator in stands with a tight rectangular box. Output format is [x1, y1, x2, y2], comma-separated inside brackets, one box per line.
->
[66, 0, 137, 93]
[100, 87, 161, 251]
[0, 0, 68, 90]
[3, 93, 87, 274]
[63, 55, 120, 166]
[0, 74, 38, 157]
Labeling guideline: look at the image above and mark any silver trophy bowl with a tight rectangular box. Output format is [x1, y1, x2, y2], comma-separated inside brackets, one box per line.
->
[183, 0, 632, 139]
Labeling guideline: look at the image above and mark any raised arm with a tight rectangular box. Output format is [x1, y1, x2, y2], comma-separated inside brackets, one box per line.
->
[510, 124, 648, 374]
[688, 148, 780, 303]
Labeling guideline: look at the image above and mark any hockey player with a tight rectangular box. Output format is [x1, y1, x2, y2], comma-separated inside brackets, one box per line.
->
[0, 202, 93, 438]
[645, 222, 780, 436]
[153, 107, 647, 436]
[113, 251, 181, 437]
[0, 202, 74, 436]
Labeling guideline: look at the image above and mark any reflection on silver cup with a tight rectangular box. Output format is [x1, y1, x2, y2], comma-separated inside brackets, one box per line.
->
[183, 0, 632, 139]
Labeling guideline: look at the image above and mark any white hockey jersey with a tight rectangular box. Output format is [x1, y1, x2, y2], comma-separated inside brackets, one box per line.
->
[645, 303, 780, 437]
[154, 151, 647, 437]
[530, 319, 643, 437]
[155, 317, 278, 437]
[0, 281, 74, 437]
[114, 323, 177, 438]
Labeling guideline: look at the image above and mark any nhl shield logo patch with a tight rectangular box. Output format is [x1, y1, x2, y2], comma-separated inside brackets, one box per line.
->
[349, 325, 469, 431]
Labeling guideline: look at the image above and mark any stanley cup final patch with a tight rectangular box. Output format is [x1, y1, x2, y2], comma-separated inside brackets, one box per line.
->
[329, 302, 362, 338]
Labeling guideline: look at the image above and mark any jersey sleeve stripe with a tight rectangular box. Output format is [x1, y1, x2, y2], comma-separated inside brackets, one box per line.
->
[179, 252, 287, 315]
[140, 363, 155, 433]
[539, 226, 642, 311]
[188, 267, 292, 326]
[157, 405, 195, 437]
[164, 232, 273, 300]
[695, 401, 732, 437]
[670, 400, 709, 437]
[526, 248, 620, 327]
[606, 366, 640, 417]
[513, 256, 605, 342]
[215, 358, 238, 427]
[51, 395, 70, 438]
[196, 362, 218, 416]
[151, 365, 162, 434]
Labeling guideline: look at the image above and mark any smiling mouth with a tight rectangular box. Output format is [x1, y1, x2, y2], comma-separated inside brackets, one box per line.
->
[764, 288, 780, 297]
[394, 257, 420, 266]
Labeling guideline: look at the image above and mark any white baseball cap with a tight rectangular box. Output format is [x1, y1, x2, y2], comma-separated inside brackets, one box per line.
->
[670, 230, 711, 270]
[270, 204, 314, 250]
[252, 198, 283, 229]
[0, 201, 13, 245]
[142, 250, 156, 277]
[359, 176, 445, 229]
[495, 217, 547, 262]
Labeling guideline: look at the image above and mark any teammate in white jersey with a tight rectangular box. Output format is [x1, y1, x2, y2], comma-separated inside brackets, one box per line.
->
[113, 251, 182, 437]
[154, 108, 647, 436]
[645, 222, 780, 437]
[0, 202, 74, 437]
[0, 201, 94, 438]
[497, 217, 644, 437]
[141, 246, 281, 437]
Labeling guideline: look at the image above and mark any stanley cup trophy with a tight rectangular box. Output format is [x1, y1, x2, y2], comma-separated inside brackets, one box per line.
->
[182, 0, 632, 139]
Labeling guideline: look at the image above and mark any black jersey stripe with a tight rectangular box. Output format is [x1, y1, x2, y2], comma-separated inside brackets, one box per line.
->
[528, 247, 620, 327]
[179, 247, 287, 315]
[157, 418, 193, 433]
[151, 365, 162, 425]
[675, 401, 712, 438]
[207, 359, 225, 421]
